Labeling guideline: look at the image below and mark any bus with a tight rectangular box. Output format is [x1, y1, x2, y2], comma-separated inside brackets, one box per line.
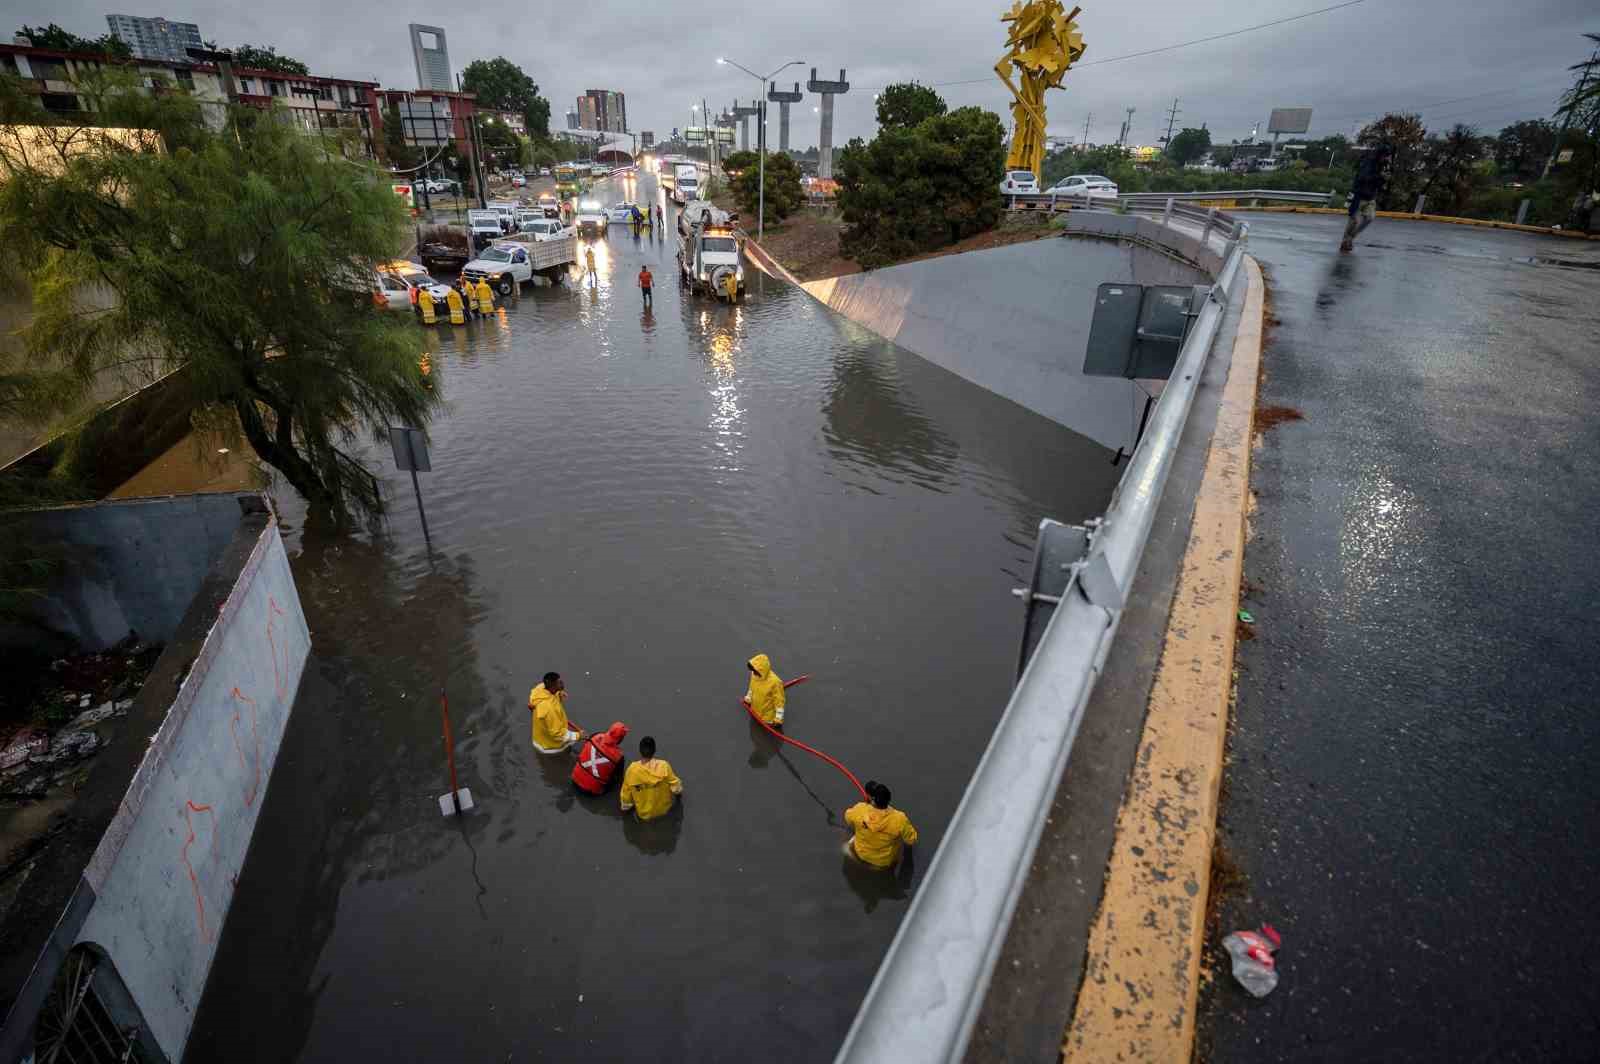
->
[554, 164, 579, 199]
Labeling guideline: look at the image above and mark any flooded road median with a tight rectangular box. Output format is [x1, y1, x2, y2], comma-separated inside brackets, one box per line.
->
[187, 175, 1122, 1062]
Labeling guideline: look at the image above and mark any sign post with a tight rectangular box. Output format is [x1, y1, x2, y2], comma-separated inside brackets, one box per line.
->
[388, 426, 433, 543]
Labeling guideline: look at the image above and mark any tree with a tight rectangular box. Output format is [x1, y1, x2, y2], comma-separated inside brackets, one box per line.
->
[228, 44, 309, 75]
[477, 116, 517, 167]
[1357, 113, 1427, 210]
[381, 100, 418, 169]
[1166, 126, 1211, 165]
[1417, 124, 1484, 214]
[876, 83, 946, 130]
[721, 149, 758, 175]
[461, 57, 551, 141]
[0, 73, 439, 519]
[836, 99, 1006, 269]
[731, 151, 803, 226]
[17, 23, 130, 59]
[1494, 119, 1557, 179]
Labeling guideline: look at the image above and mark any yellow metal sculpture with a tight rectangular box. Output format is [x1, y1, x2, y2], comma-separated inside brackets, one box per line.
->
[995, 1, 1087, 181]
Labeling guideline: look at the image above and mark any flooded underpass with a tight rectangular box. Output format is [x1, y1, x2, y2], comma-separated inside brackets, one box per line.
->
[185, 174, 1123, 1062]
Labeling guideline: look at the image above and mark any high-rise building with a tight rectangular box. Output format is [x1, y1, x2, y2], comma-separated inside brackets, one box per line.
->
[640, 130, 654, 149]
[408, 24, 452, 92]
[104, 14, 203, 63]
[564, 109, 579, 130]
[576, 89, 626, 134]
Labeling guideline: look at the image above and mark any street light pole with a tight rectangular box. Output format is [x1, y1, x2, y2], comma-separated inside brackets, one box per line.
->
[718, 57, 805, 242]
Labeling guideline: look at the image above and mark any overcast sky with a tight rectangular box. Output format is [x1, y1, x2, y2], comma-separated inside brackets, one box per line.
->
[15, 0, 1597, 146]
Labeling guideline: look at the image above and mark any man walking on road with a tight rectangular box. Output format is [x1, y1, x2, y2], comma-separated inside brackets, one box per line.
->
[585, 246, 598, 287]
[638, 265, 654, 307]
[1341, 143, 1393, 253]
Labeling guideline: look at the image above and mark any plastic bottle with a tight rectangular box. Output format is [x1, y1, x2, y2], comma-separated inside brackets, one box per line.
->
[1221, 924, 1282, 997]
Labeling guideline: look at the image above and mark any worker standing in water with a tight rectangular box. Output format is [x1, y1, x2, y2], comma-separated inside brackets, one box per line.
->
[844, 781, 919, 870]
[584, 246, 598, 287]
[530, 672, 585, 754]
[619, 736, 683, 820]
[445, 284, 465, 325]
[638, 265, 653, 308]
[473, 276, 495, 315]
[572, 722, 629, 794]
[417, 286, 437, 324]
[742, 653, 785, 727]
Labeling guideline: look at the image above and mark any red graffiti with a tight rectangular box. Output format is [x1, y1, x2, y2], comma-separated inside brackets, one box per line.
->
[180, 800, 216, 943]
[228, 687, 261, 808]
[266, 595, 290, 700]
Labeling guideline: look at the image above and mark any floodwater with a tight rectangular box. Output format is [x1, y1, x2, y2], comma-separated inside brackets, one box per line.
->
[186, 174, 1121, 1063]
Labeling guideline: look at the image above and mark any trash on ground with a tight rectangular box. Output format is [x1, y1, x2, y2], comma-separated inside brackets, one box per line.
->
[1237, 609, 1255, 624]
[1221, 923, 1281, 997]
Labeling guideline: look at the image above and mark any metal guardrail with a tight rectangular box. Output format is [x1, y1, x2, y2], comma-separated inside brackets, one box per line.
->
[834, 225, 1249, 1064]
[1008, 187, 1333, 218]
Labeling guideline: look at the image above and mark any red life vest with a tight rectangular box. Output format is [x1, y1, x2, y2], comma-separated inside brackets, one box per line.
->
[572, 731, 625, 794]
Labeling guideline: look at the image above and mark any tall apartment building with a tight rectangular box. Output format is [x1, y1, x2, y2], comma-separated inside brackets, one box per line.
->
[575, 89, 626, 134]
[564, 109, 579, 130]
[408, 24, 452, 92]
[104, 14, 203, 63]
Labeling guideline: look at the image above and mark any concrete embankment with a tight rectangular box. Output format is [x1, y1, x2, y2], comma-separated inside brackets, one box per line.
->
[0, 493, 310, 1062]
[796, 224, 1210, 452]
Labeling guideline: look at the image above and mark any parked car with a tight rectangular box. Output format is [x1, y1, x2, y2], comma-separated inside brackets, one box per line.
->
[999, 169, 1039, 195]
[417, 226, 471, 273]
[1046, 174, 1119, 201]
[539, 167, 552, 177]
[589, 164, 607, 178]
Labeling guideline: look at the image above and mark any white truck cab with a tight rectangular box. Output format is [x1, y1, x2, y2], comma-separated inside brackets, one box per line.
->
[677, 215, 744, 300]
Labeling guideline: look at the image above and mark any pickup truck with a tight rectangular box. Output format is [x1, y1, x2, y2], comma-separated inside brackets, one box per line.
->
[575, 201, 609, 238]
[467, 209, 507, 249]
[462, 235, 578, 293]
[677, 219, 745, 301]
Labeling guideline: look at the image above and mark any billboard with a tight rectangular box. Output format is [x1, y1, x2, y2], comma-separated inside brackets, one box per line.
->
[1267, 108, 1313, 134]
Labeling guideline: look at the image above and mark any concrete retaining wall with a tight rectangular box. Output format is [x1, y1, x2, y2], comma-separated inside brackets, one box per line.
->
[0, 491, 250, 654]
[0, 497, 310, 1062]
[799, 221, 1212, 452]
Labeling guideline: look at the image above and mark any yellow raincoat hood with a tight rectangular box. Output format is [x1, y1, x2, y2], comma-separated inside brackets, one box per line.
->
[620, 757, 682, 820]
[746, 653, 786, 725]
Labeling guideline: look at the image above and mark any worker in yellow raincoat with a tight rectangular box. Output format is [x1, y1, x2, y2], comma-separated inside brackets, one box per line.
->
[844, 781, 918, 870]
[530, 672, 584, 754]
[445, 285, 465, 324]
[418, 286, 437, 324]
[619, 735, 682, 820]
[742, 653, 785, 726]
[474, 277, 495, 315]
[722, 270, 739, 303]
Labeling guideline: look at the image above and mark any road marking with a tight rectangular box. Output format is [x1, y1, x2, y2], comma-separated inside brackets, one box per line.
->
[1065, 255, 1264, 1062]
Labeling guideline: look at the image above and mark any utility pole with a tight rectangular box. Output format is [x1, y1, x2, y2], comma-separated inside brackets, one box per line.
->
[1119, 107, 1136, 147]
[1541, 45, 1598, 180]
[1161, 98, 1181, 153]
[1081, 112, 1092, 147]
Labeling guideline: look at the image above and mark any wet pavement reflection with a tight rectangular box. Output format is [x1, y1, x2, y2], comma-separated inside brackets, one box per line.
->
[187, 174, 1121, 1063]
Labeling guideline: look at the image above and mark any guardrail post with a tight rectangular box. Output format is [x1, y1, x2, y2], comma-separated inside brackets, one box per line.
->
[1163, 196, 1174, 227]
[1201, 206, 1217, 245]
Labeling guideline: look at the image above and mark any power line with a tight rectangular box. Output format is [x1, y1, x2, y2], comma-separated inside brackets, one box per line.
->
[855, 0, 1368, 92]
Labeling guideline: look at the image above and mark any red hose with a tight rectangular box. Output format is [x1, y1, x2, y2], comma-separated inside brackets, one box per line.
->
[743, 674, 868, 800]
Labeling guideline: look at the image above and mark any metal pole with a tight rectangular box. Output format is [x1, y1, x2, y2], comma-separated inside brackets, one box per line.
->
[758, 99, 766, 240]
[410, 467, 431, 543]
[1541, 47, 1597, 181]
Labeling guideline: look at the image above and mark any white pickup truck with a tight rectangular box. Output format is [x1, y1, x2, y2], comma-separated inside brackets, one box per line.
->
[677, 216, 744, 300]
[462, 236, 579, 293]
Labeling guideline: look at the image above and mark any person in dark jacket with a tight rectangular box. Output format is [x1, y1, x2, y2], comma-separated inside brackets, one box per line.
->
[1341, 144, 1393, 253]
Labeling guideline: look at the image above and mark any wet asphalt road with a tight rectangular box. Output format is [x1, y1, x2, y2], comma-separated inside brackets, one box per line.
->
[1198, 215, 1600, 1061]
[184, 174, 1121, 1062]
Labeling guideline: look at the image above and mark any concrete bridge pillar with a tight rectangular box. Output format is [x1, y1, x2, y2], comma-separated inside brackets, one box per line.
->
[806, 68, 850, 179]
[768, 81, 803, 153]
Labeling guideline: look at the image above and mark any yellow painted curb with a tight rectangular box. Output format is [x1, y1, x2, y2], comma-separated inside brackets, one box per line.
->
[1064, 255, 1264, 1062]
[1232, 205, 1600, 240]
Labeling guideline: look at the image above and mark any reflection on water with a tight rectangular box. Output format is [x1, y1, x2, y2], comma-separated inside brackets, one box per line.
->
[190, 174, 1122, 1064]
